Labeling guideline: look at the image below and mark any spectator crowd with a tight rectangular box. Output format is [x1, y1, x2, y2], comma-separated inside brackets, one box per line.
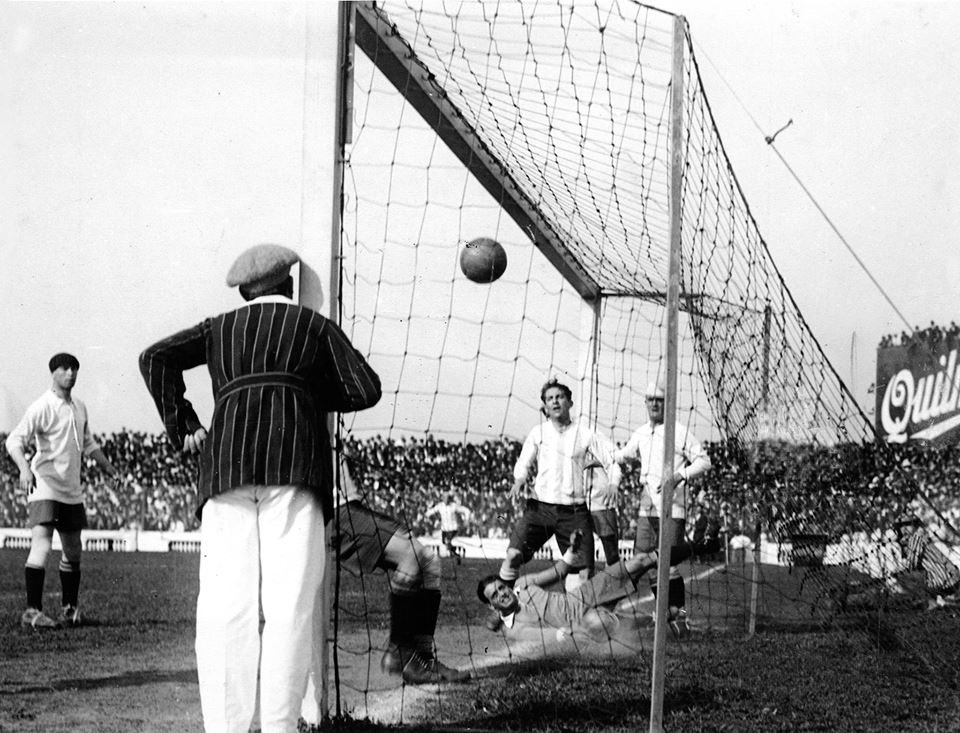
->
[1, 429, 958, 542]
[878, 320, 960, 351]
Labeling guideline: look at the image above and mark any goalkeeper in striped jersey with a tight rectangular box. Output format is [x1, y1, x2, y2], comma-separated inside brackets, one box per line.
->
[425, 493, 473, 564]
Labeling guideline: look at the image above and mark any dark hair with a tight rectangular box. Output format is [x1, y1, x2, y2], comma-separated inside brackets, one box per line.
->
[48, 352, 80, 372]
[540, 378, 572, 403]
[239, 275, 294, 302]
[476, 574, 500, 604]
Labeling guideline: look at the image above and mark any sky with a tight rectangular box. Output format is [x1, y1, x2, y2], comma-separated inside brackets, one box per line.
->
[1, 1, 958, 437]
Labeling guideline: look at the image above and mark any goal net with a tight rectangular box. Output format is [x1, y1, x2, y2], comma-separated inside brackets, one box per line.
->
[320, 0, 957, 724]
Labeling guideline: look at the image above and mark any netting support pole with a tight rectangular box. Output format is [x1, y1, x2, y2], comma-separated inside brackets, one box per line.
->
[748, 521, 762, 637]
[747, 307, 771, 638]
[298, 1, 355, 726]
[649, 15, 686, 733]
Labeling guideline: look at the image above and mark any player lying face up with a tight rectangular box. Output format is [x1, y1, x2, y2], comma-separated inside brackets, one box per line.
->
[477, 530, 691, 641]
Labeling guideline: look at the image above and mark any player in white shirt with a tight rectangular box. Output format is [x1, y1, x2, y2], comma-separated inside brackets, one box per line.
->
[614, 379, 711, 636]
[5, 353, 120, 629]
[496, 379, 621, 603]
[425, 493, 473, 564]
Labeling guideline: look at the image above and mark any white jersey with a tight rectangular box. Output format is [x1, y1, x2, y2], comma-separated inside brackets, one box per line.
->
[5, 389, 100, 504]
[514, 418, 621, 505]
[426, 502, 472, 532]
[615, 420, 710, 519]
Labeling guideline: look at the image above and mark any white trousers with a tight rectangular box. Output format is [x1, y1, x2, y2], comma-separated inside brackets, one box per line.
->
[196, 486, 325, 733]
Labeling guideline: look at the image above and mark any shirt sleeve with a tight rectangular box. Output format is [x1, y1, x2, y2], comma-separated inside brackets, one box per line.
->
[678, 428, 711, 481]
[613, 430, 640, 464]
[315, 319, 382, 413]
[513, 429, 539, 482]
[589, 431, 622, 488]
[139, 321, 208, 448]
[5, 405, 38, 456]
[79, 402, 101, 456]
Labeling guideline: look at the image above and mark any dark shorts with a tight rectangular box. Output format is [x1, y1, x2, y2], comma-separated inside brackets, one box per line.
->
[510, 499, 594, 568]
[440, 530, 457, 545]
[634, 515, 686, 556]
[333, 501, 404, 575]
[28, 501, 87, 531]
[591, 508, 619, 537]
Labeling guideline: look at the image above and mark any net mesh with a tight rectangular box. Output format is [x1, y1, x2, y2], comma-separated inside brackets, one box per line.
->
[321, 0, 958, 724]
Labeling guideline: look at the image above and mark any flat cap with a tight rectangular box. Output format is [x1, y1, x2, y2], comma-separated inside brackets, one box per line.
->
[226, 244, 300, 289]
[645, 379, 665, 399]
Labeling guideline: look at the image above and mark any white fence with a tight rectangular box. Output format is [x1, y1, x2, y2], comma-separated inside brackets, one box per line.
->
[4, 527, 948, 579]
[0, 528, 781, 565]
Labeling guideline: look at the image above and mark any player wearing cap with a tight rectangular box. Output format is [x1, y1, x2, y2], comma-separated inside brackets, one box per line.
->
[139, 244, 381, 733]
[425, 492, 473, 564]
[614, 379, 711, 637]
[6, 352, 121, 629]
[493, 378, 621, 625]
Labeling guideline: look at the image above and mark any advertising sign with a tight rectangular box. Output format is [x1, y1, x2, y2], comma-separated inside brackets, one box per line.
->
[877, 343, 960, 443]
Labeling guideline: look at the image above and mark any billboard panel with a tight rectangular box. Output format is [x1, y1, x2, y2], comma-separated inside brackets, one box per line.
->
[877, 343, 960, 443]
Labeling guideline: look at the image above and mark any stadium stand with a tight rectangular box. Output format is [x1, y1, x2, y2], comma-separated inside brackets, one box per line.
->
[2, 430, 958, 548]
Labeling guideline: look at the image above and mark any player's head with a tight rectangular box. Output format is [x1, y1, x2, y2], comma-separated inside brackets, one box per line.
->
[644, 379, 665, 425]
[227, 243, 300, 302]
[49, 352, 80, 390]
[477, 574, 518, 614]
[540, 378, 573, 421]
[444, 492, 454, 503]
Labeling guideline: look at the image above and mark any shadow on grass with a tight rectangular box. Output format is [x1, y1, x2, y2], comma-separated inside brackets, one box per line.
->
[0, 668, 197, 694]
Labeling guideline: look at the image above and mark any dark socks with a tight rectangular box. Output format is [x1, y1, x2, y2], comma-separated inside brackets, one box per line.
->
[59, 559, 81, 608]
[25, 565, 45, 610]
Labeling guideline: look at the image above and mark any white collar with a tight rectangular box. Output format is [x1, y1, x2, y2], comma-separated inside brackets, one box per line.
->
[248, 294, 295, 306]
[49, 389, 73, 405]
[501, 609, 517, 629]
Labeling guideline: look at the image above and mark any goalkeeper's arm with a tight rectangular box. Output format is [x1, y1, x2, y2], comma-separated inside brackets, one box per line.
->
[515, 531, 583, 589]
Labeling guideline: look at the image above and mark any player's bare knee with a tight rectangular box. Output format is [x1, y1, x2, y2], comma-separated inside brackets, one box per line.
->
[389, 567, 420, 594]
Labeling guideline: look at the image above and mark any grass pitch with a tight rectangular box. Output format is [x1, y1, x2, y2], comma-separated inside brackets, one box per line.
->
[1, 549, 959, 732]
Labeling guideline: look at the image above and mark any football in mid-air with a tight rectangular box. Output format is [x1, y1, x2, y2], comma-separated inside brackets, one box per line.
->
[459, 237, 507, 283]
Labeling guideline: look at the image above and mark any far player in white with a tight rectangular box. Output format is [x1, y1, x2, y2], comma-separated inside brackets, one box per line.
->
[5, 352, 121, 629]
[425, 493, 473, 564]
[615, 379, 711, 636]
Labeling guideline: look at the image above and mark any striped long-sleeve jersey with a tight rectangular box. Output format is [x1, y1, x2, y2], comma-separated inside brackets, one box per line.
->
[139, 294, 381, 519]
[905, 527, 960, 593]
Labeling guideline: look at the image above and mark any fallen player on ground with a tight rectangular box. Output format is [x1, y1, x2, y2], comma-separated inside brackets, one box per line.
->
[477, 530, 691, 647]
